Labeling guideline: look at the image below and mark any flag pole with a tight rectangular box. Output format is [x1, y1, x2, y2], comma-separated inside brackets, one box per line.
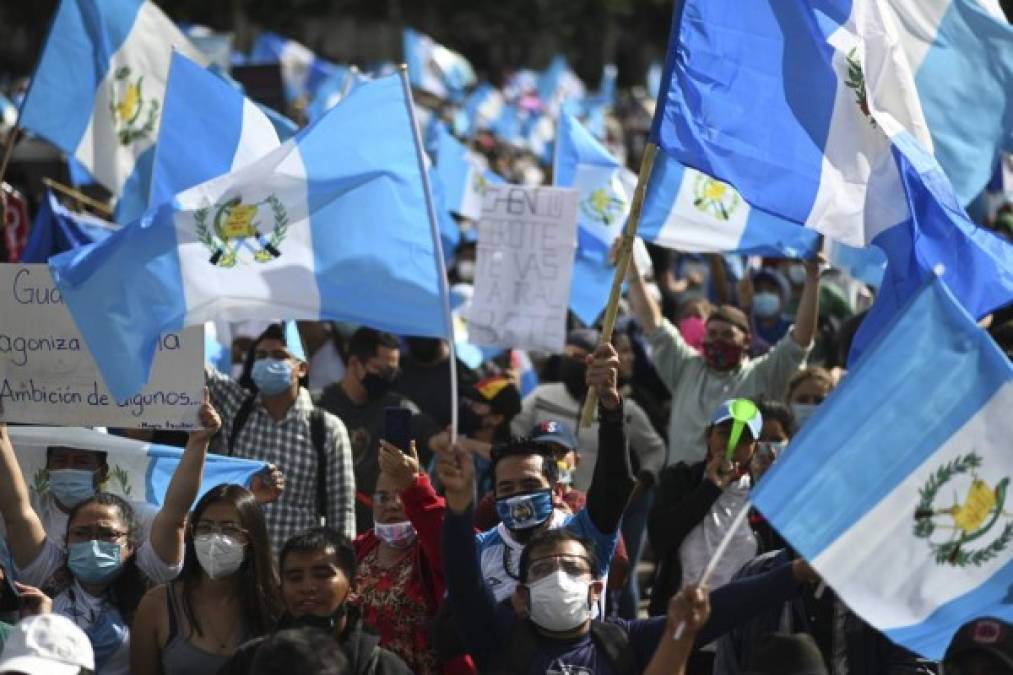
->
[0, 126, 18, 189]
[398, 64, 459, 444]
[41, 177, 113, 217]
[672, 500, 752, 639]
[579, 142, 657, 428]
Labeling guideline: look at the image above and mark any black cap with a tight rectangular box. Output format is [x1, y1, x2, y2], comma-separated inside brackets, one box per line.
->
[744, 633, 827, 675]
[944, 618, 1013, 670]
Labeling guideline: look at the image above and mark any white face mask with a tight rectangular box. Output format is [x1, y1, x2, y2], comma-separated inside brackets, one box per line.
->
[526, 571, 592, 632]
[194, 533, 246, 580]
[791, 403, 818, 428]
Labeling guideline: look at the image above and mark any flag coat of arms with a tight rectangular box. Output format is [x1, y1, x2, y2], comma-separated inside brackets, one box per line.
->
[19, 0, 207, 225]
[752, 277, 1013, 660]
[49, 74, 450, 400]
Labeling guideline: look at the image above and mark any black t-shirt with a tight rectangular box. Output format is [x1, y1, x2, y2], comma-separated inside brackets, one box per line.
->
[395, 355, 478, 429]
[317, 384, 437, 532]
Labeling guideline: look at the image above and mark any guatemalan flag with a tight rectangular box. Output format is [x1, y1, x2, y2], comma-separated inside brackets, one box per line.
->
[148, 52, 282, 210]
[432, 122, 503, 222]
[249, 32, 339, 103]
[403, 28, 476, 101]
[18, 0, 207, 227]
[753, 276, 1013, 660]
[650, 0, 1013, 364]
[49, 73, 451, 400]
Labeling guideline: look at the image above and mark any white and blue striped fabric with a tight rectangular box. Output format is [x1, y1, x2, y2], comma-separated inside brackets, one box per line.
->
[18, 0, 206, 227]
[553, 113, 630, 325]
[537, 55, 586, 118]
[640, 153, 822, 259]
[305, 66, 370, 122]
[49, 74, 450, 400]
[249, 32, 338, 103]
[148, 52, 281, 211]
[651, 0, 1013, 365]
[453, 83, 505, 138]
[753, 276, 1013, 660]
[887, 0, 1013, 205]
[432, 123, 487, 221]
[403, 28, 476, 101]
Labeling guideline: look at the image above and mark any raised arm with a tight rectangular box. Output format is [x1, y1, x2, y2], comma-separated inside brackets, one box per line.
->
[625, 245, 663, 334]
[0, 422, 47, 569]
[584, 344, 636, 536]
[790, 258, 820, 348]
[643, 585, 711, 675]
[149, 391, 221, 567]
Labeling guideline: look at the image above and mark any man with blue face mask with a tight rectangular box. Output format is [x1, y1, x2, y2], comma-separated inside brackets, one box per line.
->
[207, 322, 356, 554]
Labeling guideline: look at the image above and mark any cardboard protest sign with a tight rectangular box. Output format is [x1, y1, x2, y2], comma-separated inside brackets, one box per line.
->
[0, 264, 203, 429]
[464, 185, 578, 352]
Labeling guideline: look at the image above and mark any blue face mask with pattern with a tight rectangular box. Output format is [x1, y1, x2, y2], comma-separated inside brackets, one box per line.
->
[495, 489, 554, 531]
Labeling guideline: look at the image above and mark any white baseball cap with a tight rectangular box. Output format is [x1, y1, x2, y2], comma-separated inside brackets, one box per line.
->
[0, 614, 94, 675]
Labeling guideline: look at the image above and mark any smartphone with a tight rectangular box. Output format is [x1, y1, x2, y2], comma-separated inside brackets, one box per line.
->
[384, 407, 413, 454]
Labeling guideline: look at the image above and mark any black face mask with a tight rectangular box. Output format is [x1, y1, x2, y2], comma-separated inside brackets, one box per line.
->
[458, 402, 485, 436]
[361, 370, 398, 402]
[559, 356, 588, 401]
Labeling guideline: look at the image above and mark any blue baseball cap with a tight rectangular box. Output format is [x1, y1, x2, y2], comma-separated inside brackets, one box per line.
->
[710, 399, 763, 440]
[530, 420, 579, 452]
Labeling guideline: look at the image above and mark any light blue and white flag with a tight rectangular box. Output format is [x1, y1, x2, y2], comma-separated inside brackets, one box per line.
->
[305, 66, 370, 122]
[181, 24, 234, 72]
[20, 190, 117, 264]
[651, 0, 1013, 364]
[753, 276, 1013, 660]
[538, 55, 586, 118]
[18, 0, 206, 226]
[149, 52, 282, 210]
[886, 0, 1013, 205]
[553, 113, 631, 325]
[403, 28, 476, 101]
[249, 32, 338, 103]
[640, 153, 822, 259]
[9, 426, 267, 510]
[49, 74, 451, 400]
[453, 83, 505, 137]
[432, 123, 502, 221]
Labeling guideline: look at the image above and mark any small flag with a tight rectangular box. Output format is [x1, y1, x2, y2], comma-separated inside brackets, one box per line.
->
[249, 32, 339, 103]
[403, 28, 476, 101]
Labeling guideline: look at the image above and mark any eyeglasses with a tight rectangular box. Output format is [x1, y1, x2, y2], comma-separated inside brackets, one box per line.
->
[193, 522, 248, 539]
[372, 491, 402, 507]
[68, 526, 128, 543]
[527, 555, 593, 582]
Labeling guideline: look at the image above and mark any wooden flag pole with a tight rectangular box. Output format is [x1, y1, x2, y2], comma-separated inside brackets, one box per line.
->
[41, 177, 114, 218]
[0, 126, 19, 189]
[578, 142, 658, 428]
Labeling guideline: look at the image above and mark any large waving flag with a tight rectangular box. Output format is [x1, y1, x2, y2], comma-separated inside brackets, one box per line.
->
[18, 0, 207, 226]
[403, 28, 476, 101]
[305, 66, 370, 123]
[651, 0, 1012, 364]
[753, 276, 1013, 660]
[432, 123, 502, 221]
[886, 0, 1013, 205]
[553, 113, 630, 324]
[50, 74, 450, 400]
[249, 32, 338, 103]
[20, 190, 117, 263]
[148, 52, 282, 210]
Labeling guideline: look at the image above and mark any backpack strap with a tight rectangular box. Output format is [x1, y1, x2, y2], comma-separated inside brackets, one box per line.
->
[309, 408, 328, 519]
[227, 394, 257, 457]
[589, 620, 638, 675]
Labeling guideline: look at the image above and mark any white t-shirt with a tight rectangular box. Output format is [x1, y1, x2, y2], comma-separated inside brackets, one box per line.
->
[678, 475, 757, 591]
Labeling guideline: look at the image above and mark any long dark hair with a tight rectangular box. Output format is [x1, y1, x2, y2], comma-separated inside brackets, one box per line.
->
[65, 493, 147, 624]
[179, 484, 283, 638]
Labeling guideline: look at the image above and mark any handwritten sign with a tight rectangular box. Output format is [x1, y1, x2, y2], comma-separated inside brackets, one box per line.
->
[0, 264, 203, 429]
[463, 185, 578, 352]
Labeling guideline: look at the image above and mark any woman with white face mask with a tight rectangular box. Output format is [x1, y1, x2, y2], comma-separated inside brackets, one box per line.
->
[351, 440, 449, 675]
[130, 484, 284, 675]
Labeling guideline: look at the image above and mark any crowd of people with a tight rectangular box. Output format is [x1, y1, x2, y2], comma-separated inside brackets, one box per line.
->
[0, 221, 1011, 675]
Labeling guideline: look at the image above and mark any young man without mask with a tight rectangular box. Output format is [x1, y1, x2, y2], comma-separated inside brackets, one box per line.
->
[219, 527, 410, 675]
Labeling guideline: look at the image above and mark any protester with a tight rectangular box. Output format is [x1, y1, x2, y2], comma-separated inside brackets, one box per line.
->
[0, 614, 94, 675]
[943, 617, 1012, 675]
[625, 248, 819, 467]
[317, 327, 438, 533]
[207, 322, 354, 552]
[297, 321, 348, 396]
[647, 399, 765, 675]
[129, 484, 284, 674]
[249, 627, 349, 675]
[643, 585, 711, 675]
[742, 268, 793, 348]
[0, 397, 221, 674]
[437, 443, 820, 674]
[743, 632, 828, 675]
[218, 527, 410, 675]
[748, 399, 796, 553]
[351, 440, 448, 675]
[397, 336, 479, 429]
[512, 328, 666, 494]
[785, 366, 836, 429]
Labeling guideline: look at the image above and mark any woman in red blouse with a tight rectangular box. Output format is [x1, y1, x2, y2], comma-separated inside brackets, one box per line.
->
[353, 440, 471, 675]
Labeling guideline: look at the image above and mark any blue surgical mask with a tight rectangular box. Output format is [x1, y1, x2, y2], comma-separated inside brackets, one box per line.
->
[495, 489, 554, 531]
[252, 357, 293, 396]
[791, 403, 818, 428]
[84, 606, 128, 669]
[752, 291, 781, 319]
[47, 469, 97, 508]
[68, 540, 124, 584]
